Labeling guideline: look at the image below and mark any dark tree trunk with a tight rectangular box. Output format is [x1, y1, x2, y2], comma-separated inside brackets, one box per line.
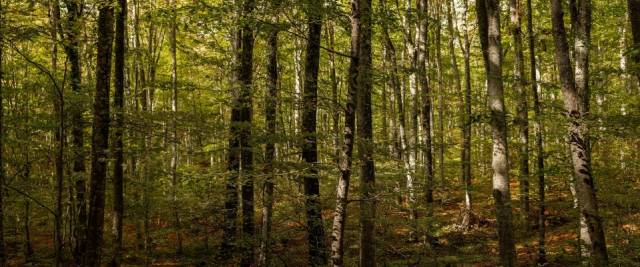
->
[259, 11, 278, 267]
[169, 0, 183, 256]
[330, 0, 358, 265]
[222, 1, 256, 265]
[61, 0, 86, 262]
[357, 0, 375, 265]
[549, 0, 608, 264]
[478, 0, 517, 265]
[526, 0, 546, 262]
[417, 0, 434, 208]
[111, 0, 126, 265]
[0, 0, 5, 263]
[629, 0, 640, 85]
[84, 0, 114, 265]
[301, 1, 328, 265]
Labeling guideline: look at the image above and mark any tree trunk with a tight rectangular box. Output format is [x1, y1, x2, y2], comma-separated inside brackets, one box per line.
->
[330, 0, 358, 265]
[434, 1, 446, 190]
[357, 0, 375, 265]
[84, 0, 114, 265]
[259, 9, 278, 267]
[549, 0, 608, 264]
[629, 0, 640, 86]
[61, 0, 86, 263]
[459, 0, 473, 230]
[301, 1, 328, 264]
[48, 1, 64, 265]
[478, 0, 517, 265]
[0, 0, 5, 263]
[417, 0, 434, 209]
[526, 0, 546, 262]
[510, 0, 530, 222]
[169, 0, 183, 256]
[111, 0, 126, 265]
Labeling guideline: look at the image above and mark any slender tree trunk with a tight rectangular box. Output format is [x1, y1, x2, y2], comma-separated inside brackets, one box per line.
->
[169, 0, 183, 256]
[509, 0, 530, 223]
[259, 9, 278, 267]
[478, 0, 517, 264]
[526, 0, 546, 262]
[434, 1, 445, 190]
[549, 0, 608, 264]
[301, 1, 328, 264]
[61, 0, 86, 262]
[330, 0, 358, 265]
[49, 1, 65, 265]
[629, 0, 640, 86]
[459, 0, 473, 230]
[357, 0, 375, 265]
[111, 0, 126, 265]
[327, 22, 341, 164]
[0, 1, 5, 263]
[84, 0, 114, 265]
[417, 0, 434, 209]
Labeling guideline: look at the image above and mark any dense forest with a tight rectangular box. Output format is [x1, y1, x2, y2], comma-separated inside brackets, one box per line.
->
[0, 0, 638, 265]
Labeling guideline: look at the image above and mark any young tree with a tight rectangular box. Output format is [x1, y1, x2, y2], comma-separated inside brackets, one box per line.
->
[549, 0, 608, 264]
[330, 0, 358, 265]
[84, 0, 114, 265]
[477, 0, 517, 264]
[525, 0, 546, 262]
[0, 0, 5, 264]
[111, 0, 126, 265]
[301, 0, 328, 264]
[259, 2, 279, 265]
[628, 0, 640, 85]
[459, 0, 474, 230]
[357, 0, 375, 265]
[509, 0, 530, 220]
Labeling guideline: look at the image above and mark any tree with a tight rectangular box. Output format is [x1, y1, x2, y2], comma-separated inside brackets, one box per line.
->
[509, 0, 530, 221]
[330, 0, 358, 265]
[84, 0, 114, 265]
[459, 0, 474, 230]
[525, 0, 546, 262]
[0, 0, 5, 264]
[628, 0, 640, 85]
[477, 0, 517, 264]
[111, 0, 126, 265]
[357, 0, 375, 265]
[301, 0, 328, 264]
[549, 0, 608, 264]
[259, 2, 279, 265]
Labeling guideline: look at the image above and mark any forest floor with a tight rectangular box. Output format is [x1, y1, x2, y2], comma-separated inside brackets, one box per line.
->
[5, 171, 640, 266]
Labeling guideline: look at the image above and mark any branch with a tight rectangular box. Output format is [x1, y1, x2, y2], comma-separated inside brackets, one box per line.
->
[4, 182, 56, 216]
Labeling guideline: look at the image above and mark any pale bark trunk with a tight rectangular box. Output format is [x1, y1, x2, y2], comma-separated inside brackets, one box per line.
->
[459, 0, 473, 230]
[550, 0, 608, 264]
[330, 1, 358, 265]
[479, 0, 517, 264]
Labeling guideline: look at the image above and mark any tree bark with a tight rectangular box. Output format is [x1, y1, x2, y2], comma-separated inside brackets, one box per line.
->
[417, 0, 434, 209]
[330, 0, 358, 265]
[526, 0, 546, 262]
[549, 0, 608, 264]
[459, 0, 473, 230]
[478, 0, 517, 265]
[0, 0, 5, 263]
[169, 0, 183, 256]
[629, 0, 640, 85]
[259, 8, 278, 266]
[301, 1, 328, 264]
[509, 0, 530, 222]
[357, 0, 375, 265]
[60, 0, 86, 262]
[84, 0, 114, 265]
[111, 0, 126, 265]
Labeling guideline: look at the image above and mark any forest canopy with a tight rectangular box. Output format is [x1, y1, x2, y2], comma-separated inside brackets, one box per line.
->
[0, 0, 638, 266]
